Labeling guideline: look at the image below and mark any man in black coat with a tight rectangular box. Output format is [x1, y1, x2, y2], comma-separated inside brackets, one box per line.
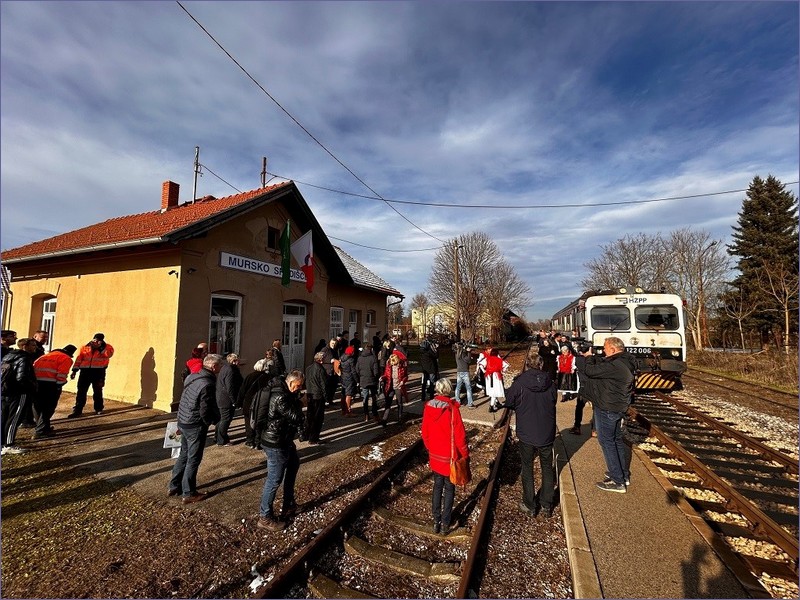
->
[355, 344, 380, 421]
[502, 350, 558, 518]
[253, 370, 306, 531]
[303, 352, 328, 444]
[1, 338, 38, 455]
[168, 354, 223, 503]
[576, 337, 635, 493]
[214, 353, 244, 446]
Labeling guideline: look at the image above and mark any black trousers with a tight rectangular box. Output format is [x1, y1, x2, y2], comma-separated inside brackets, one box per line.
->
[73, 369, 106, 413]
[34, 381, 62, 435]
[1, 393, 27, 446]
[303, 395, 325, 443]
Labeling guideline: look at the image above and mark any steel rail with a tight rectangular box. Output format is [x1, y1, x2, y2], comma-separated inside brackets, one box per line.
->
[257, 438, 423, 599]
[651, 391, 798, 474]
[630, 408, 799, 569]
[456, 409, 512, 599]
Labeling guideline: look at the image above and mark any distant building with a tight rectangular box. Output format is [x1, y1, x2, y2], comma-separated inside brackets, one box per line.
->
[2, 180, 402, 412]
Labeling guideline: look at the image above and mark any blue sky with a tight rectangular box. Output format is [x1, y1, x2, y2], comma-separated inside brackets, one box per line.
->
[1, 1, 798, 322]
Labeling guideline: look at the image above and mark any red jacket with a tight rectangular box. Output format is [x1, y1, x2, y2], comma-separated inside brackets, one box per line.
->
[557, 353, 575, 374]
[421, 395, 469, 476]
[382, 349, 408, 395]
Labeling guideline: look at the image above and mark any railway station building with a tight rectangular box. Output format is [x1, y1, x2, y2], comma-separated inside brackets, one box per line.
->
[1, 180, 403, 412]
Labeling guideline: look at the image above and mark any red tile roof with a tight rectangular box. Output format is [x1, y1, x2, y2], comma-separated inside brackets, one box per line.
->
[2, 182, 291, 262]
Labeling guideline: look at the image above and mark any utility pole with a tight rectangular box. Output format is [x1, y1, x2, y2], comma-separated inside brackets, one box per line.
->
[698, 240, 718, 349]
[453, 240, 462, 341]
[192, 146, 200, 203]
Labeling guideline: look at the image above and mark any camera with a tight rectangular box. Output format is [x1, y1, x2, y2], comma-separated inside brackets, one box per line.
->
[573, 338, 593, 353]
[454, 341, 478, 351]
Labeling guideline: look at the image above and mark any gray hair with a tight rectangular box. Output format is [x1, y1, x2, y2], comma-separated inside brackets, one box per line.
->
[286, 369, 305, 385]
[525, 349, 544, 371]
[605, 336, 625, 352]
[314, 351, 325, 362]
[203, 354, 224, 369]
[434, 377, 453, 396]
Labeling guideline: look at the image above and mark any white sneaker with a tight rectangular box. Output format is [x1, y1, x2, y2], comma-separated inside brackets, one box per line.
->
[1, 446, 27, 455]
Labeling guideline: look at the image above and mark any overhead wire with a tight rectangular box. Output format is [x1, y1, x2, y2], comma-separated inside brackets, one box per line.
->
[176, 1, 446, 244]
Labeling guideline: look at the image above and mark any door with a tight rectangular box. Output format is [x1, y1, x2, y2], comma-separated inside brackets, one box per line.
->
[41, 298, 56, 352]
[348, 310, 358, 343]
[282, 304, 306, 371]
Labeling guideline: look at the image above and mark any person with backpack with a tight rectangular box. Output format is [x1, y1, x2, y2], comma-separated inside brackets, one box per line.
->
[1, 338, 38, 455]
[419, 339, 440, 403]
[32, 344, 77, 439]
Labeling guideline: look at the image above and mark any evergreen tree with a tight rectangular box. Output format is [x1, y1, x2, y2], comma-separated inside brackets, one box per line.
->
[728, 175, 799, 347]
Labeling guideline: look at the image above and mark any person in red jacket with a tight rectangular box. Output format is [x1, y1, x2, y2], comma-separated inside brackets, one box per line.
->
[421, 378, 469, 534]
[33, 344, 77, 438]
[68, 333, 114, 417]
[380, 349, 408, 425]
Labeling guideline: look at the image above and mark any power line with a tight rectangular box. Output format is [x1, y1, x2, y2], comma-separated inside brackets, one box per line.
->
[176, 1, 446, 244]
[199, 164, 242, 194]
[267, 171, 800, 210]
[328, 235, 443, 253]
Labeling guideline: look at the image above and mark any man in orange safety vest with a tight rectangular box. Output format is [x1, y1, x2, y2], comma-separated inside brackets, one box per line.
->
[33, 345, 77, 438]
[68, 334, 114, 418]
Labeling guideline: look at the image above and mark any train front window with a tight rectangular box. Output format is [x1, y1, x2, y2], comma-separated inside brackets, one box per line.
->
[589, 306, 630, 331]
[635, 306, 679, 331]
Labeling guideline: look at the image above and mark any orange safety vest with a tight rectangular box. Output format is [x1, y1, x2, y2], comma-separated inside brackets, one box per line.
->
[73, 343, 114, 370]
[34, 351, 75, 385]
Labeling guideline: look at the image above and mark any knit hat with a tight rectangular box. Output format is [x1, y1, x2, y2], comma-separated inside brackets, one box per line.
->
[93, 333, 105, 341]
[344, 346, 355, 356]
[62, 344, 78, 357]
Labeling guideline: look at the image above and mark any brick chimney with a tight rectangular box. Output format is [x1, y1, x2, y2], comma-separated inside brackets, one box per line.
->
[161, 181, 179, 211]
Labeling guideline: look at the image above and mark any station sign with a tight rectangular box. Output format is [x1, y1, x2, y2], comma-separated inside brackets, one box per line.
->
[219, 251, 306, 283]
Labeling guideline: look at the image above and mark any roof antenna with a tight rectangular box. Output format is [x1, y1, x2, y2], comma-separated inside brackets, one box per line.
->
[192, 146, 201, 203]
[261, 156, 268, 188]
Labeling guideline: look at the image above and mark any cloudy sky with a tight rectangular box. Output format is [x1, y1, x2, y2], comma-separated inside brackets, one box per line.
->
[1, 1, 798, 322]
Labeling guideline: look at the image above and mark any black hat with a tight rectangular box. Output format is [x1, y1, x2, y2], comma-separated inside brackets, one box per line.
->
[62, 345, 77, 357]
[93, 333, 105, 341]
[1, 330, 16, 337]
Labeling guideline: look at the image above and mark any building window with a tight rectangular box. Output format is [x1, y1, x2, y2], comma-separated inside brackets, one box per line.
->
[329, 307, 343, 340]
[366, 311, 375, 326]
[209, 294, 241, 355]
[267, 226, 280, 251]
[41, 298, 57, 352]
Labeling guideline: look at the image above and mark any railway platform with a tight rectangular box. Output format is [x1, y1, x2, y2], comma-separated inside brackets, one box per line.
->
[13, 372, 753, 598]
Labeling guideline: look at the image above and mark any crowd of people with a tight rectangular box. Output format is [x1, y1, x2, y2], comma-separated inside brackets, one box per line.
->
[2, 323, 637, 534]
[1, 329, 113, 455]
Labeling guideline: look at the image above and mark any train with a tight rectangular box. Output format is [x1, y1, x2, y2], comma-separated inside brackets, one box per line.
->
[551, 286, 688, 391]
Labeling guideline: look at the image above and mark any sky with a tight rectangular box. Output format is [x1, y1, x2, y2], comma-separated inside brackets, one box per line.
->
[1, 1, 798, 323]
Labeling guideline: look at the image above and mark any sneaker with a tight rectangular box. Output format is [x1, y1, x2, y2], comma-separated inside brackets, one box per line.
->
[1, 446, 26, 455]
[167, 488, 180, 497]
[95, 410, 104, 415]
[604, 472, 631, 486]
[433, 521, 441, 534]
[488, 405, 497, 413]
[539, 505, 554, 518]
[596, 481, 626, 493]
[517, 501, 535, 516]
[256, 516, 286, 531]
[467, 404, 476, 410]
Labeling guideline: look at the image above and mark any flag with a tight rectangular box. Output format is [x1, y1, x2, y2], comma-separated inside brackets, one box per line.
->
[280, 220, 291, 287]
[290, 230, 314, 293]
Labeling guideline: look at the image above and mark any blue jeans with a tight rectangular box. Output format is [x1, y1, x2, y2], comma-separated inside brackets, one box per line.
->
[455, 371, 473, 406]
[432, 472, 455, 527]
[421, 371, 437, 402]
[594, 409, 627, 485]
[169, 423, 209, 497]
[519, 441, 554, 510]
[260, 444, 299, 518]
[361, 385, 379, 417]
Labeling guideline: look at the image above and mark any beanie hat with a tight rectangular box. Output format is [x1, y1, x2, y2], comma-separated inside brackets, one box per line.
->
[93, 333, 105, 341]
[62, 344, 78, 357]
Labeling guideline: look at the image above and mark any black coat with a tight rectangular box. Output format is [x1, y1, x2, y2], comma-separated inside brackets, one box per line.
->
[305, 361, 328, 399]
[177, 368, 220, 428]
[340, 353, 357, 395]
[503, 368, 557, 447]
[355, 353, 380, 387]
[575, 353, 635, 413]
[1, 349, 37, 397]
[253, 377, 304, 448]
[273, 349, 287, 376]
[419, 345, 439, 374]
[216, 363, 243, 409]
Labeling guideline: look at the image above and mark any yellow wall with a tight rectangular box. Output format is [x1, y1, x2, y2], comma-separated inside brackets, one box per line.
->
[7, 249, 181, 411]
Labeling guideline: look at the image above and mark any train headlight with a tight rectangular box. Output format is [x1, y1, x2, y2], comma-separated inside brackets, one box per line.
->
[670, 350, 680, 357]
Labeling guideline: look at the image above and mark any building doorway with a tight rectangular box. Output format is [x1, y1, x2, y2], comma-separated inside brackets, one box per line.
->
[282, 303, 306, 371]
[41, 298, 56, 352]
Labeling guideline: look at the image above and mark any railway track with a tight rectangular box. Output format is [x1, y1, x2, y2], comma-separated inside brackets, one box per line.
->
[683, 370, 798, 416]
[629, 392, 798, 598]
[257, 412, 512, 599]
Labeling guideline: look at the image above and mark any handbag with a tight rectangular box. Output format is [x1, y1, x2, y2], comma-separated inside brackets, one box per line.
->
[449, 405, 471, 486]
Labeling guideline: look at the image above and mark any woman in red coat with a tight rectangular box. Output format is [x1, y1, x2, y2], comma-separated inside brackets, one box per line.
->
[421, 378, 469, 534]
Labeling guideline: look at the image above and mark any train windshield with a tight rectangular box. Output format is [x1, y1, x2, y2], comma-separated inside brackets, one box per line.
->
[589, 306, 631, 331]
[634, 305, 681, 331]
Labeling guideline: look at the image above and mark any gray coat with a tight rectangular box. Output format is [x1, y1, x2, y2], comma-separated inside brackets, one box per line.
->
[355, 353, 380, 387]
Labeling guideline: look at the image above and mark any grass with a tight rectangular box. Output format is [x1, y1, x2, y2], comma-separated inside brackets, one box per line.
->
[688, 349, 799, 395]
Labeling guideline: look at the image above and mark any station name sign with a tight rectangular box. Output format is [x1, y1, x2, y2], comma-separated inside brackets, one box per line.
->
[220, 252, 306, 283]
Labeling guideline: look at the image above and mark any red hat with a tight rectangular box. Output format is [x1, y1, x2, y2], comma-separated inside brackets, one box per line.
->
[344, 346, 355, 355]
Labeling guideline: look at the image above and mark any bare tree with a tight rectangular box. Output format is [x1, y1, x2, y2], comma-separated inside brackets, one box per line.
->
[484, 260, 531, 340]
[721, 283, 760, 351]
[428, 232, 528, 342]
[410, 293, 430, 339]
[755, 260, 799, 354]
[581, 233, 674, 292]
